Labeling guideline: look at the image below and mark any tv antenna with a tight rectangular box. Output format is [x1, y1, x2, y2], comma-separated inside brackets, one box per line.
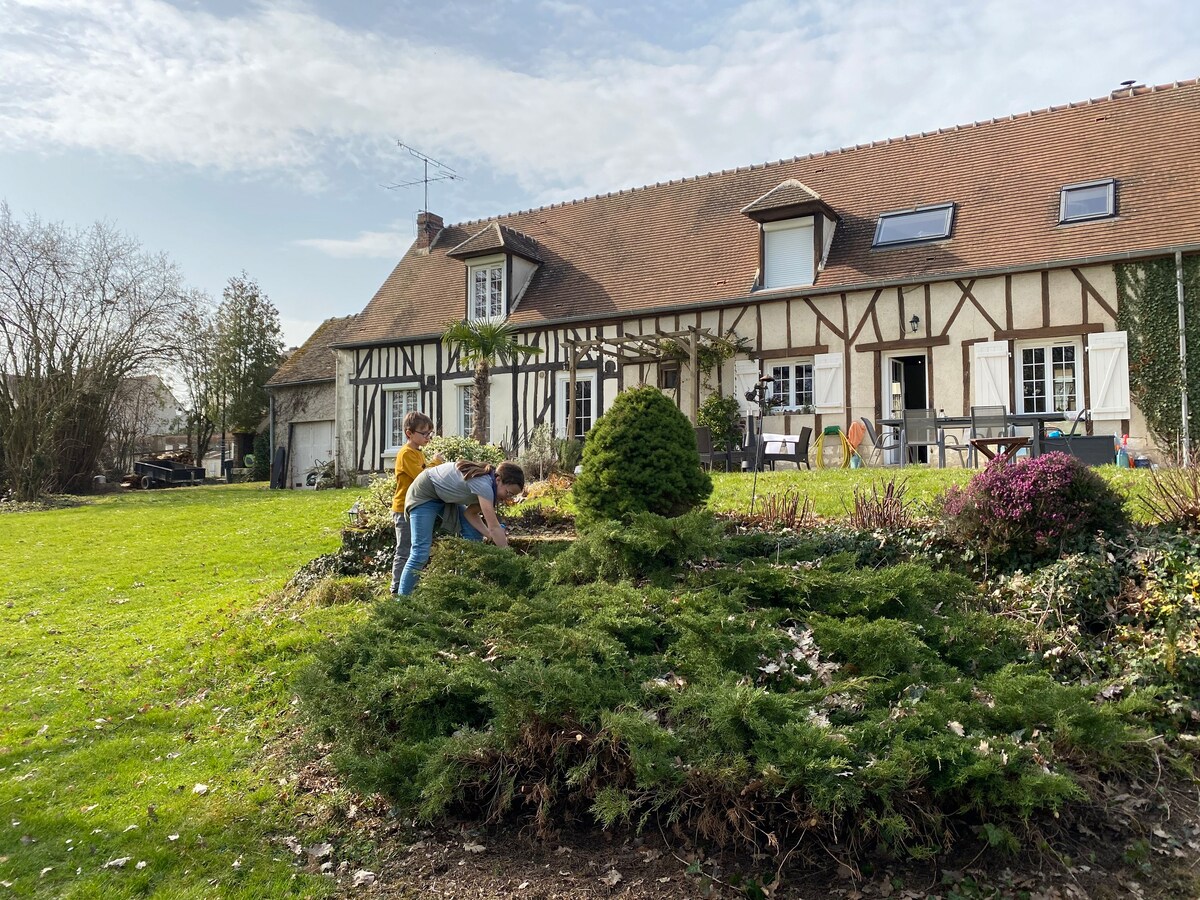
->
[384, 142, 462, 214]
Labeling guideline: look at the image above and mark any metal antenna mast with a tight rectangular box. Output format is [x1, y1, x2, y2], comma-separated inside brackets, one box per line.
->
[384, 142, 462, 213]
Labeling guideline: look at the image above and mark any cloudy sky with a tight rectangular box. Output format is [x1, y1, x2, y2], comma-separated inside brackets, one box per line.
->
[2, 0, 1197, 347]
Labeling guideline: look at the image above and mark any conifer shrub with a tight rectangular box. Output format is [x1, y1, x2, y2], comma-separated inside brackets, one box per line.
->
[298, 536, 1156, 857]
[549, 508, 722, 585]
[940, 451, 1127, 566]
[572, 385, 711, 523]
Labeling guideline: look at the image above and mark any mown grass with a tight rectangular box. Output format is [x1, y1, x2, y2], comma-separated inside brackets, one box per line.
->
[0, 484, 361, 899]
[704, 463, 1157, 521]
[0, 464, 1164, 897]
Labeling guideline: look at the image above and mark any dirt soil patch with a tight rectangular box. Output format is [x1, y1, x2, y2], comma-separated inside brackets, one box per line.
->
[283, 748, 1200, 899]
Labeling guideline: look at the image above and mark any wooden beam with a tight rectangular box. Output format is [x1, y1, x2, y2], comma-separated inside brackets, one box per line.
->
[855, 335, 950, 353]
[750, 345, 829, 360]
[992, 323, 1105, 340]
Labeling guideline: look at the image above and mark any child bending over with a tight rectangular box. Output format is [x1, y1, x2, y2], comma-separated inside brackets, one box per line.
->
[397, 460, 525, 596]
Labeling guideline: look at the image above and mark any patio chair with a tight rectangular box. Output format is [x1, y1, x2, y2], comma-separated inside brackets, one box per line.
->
[694, 426, 715, 471]
[969, 405, 1030, 465]
[860, 416, 900, 466]
[901, 408, 966, 467]
[1065, 407, 1091, 437]
[762, 427, 812, 470]
[968, 405, 1009, 466]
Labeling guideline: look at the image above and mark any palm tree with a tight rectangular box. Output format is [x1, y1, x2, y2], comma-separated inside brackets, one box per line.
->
[441, 319, 542, 444]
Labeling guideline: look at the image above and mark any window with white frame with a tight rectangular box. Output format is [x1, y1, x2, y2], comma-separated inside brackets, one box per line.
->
[385, 387, 420, 449]
[557, 374, 595, 439]
[468, 258, 505, 321]
[1017, 341, 1080, 414]
[457, 384, 489, 440]
[1059, 179, 1116, 223]
[873, 203, 954, 247]
[769, 360, 814, 411]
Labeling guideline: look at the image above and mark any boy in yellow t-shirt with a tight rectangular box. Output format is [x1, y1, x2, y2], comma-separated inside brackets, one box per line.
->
[390, 411, 439, 595]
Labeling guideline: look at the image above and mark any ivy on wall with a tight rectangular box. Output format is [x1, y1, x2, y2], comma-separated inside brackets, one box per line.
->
[656, 332, 751, 390]
[1116, 254, 1200, 457]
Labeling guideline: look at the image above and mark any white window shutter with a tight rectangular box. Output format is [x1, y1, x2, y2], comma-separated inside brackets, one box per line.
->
[813, 352, 844, 413]
[763, 220, 814, 289]
[1087, 331, 1131, 418]
[734, 359, 760, 416]
[972, 341, 1010, 409]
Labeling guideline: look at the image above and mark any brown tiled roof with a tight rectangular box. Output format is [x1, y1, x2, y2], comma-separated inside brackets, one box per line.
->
[266, 315, 358, 386]
[741, 179, 821, 213]
[342, 80, 1200, 347]
[447, 223, 545, 263]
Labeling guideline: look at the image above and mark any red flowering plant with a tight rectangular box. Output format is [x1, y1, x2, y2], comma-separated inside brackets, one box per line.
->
[939, 451, 1127, 566]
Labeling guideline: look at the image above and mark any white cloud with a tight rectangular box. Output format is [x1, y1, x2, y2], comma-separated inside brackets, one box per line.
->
[1, 0, 1196, 209]
[294, 226, 410, 259]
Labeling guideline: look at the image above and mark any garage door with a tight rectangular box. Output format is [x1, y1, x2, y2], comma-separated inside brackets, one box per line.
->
[289, 421, 334, 489]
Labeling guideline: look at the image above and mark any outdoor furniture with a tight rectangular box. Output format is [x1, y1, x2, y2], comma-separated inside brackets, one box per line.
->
[1039, 435, 1114, 466]
[901, 408, 961, 467]
[881, 410, 1065, 460]
[971, 435, 1031, 465]
[694, 426, 715, 471]
[1065, 407, 1091, 438]
[1040, 408, 1112, 464]
[761, 427, 812, 470]
[860, 417, 900, 466]
[968, 405, 1011, 467]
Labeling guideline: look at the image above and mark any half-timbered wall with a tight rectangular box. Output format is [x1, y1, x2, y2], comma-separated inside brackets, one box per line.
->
[341, 260, 1144, 475]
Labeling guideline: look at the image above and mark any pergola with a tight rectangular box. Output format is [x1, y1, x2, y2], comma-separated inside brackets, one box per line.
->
[562, 326, 742, 432]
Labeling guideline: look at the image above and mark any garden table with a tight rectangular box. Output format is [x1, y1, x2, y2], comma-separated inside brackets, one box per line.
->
[878, 411, 1065, 465]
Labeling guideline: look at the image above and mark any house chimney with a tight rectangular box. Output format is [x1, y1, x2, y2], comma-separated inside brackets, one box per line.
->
[415, 211, 444, 250]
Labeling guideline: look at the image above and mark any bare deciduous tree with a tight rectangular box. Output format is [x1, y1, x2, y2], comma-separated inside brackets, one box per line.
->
[176, 305, 220, 465]
[0, 203, 193, 499]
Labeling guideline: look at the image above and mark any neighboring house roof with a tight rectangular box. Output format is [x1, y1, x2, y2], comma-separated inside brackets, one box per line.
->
[341, 79, 1200, 348]
[266, 315, 358, 387]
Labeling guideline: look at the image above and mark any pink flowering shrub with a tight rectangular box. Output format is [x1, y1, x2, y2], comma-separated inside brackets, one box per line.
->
[940, 452, 1126, 564]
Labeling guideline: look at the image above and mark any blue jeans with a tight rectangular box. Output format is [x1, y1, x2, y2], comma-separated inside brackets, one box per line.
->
[396, 502, 485, 596]
[390, 511, 410, 595]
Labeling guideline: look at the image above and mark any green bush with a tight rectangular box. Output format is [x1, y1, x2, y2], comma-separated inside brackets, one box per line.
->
[426, 435, 506, 465]
[573, 385, 711, 523]
[517, 422, 556, 481]
[251, 431, 271, 481]
[553, 437, 583, 473]
[697, 392, 742, 452]
[549, 509, 722, 585]
[298, 536, 1154, 855]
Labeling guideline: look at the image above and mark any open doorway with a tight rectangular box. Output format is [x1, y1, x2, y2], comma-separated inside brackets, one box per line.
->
[884, 354, 928, 463]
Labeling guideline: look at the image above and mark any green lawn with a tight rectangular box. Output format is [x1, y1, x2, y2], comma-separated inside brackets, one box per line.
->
[704, 463, 1155, 521]
[0, 466, 1160, 897]
[1, 484, 361, 899]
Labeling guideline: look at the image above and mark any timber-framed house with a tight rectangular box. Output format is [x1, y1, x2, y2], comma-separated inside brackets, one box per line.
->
[270, 79, 1200, 482]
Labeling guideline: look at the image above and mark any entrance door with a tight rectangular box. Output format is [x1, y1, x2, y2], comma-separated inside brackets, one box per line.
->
[884, 354, 928, 463]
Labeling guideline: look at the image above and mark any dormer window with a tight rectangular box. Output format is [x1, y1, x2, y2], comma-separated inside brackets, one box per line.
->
[469, 256, 505, 320]
[1060, 179, 1116, 223]
[740, 180, 838, 291]
[447, 222, 544, 321]
[873, 203, 954, 247]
